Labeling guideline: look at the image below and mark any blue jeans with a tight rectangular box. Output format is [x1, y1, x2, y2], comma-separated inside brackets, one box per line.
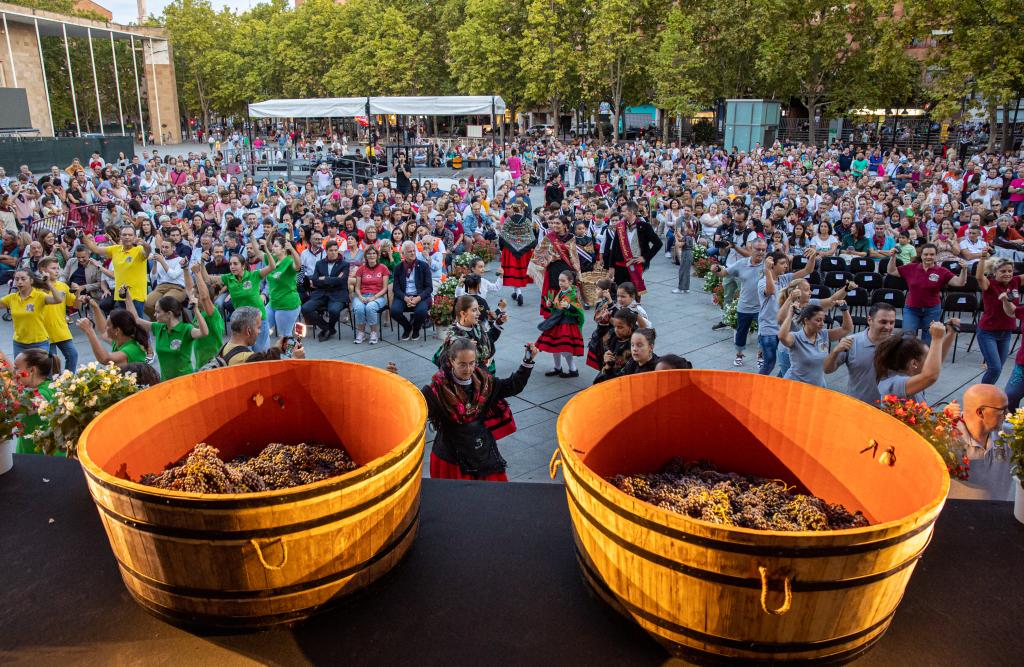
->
[1007, 364, 1024, 410]
[777, 345, 792, 378]
[266, 305, 301, 339]
[255, 313, 271, 352]
[352, 296, 387, 328]
[13, 339, 49, 358]
[50, 338, 79, 373]
[977, 328, 1013, 385]
[902, 304, 942, 344]
[113, 299, 146, 318]
[758, 335, 779, 375]
[734, 311, 757, 352]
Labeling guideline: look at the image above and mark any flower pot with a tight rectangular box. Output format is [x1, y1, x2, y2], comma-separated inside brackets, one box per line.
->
[0, 438, 13, 475]
[1015, 477, 1024, 525]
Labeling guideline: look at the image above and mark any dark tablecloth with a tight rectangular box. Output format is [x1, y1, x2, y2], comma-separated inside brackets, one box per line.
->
[1, 455, 1021, 665]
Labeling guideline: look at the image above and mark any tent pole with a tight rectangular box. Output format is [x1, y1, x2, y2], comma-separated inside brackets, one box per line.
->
[245, 102, 254, 172]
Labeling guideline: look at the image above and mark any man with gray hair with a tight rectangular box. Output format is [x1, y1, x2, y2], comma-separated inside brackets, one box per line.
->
[390, 240, 433, 341]
[215, 306, 261, 366]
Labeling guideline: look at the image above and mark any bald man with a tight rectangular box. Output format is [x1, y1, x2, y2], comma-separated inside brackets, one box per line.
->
[949, 384, 1014, 501]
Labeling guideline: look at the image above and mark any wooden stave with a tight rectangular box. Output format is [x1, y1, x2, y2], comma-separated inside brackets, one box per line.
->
[554, 371, 950, 662]
[75, 360, 429, 626]
[82, 435, 422, 594]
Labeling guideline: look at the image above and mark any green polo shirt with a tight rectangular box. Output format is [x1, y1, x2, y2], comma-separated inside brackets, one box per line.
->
[266, 258, 300, 310]
[222, 270, 266, 317]
[151, 320, 196, 380]
[194, 307, 225, 368]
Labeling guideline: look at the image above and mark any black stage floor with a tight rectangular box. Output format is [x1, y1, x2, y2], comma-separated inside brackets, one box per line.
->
[2, 455, 1022, 666]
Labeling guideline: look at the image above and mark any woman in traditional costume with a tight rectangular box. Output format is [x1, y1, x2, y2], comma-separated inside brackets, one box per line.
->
[421, 338, 538, 481]
[527, 215, 580, 318]
[497, 202, 536, 306]
[433, 295, 506, 374]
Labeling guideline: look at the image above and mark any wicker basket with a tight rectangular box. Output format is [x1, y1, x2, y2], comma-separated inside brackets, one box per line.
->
[580, 271, 606, 305]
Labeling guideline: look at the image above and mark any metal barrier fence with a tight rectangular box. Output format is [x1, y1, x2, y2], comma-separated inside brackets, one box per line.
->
[29, 203, 106, 238]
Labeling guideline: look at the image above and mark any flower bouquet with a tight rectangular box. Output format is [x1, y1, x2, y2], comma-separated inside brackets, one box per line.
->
[878, 396, 968, 479]
[693, 256, 717, 279]
[997, 409, 1024, 491]
[27, 362, 140, 457]
[472, 239, 499, 265]
[1, 357, 26, 443]
[429, 293, 456, 327]
[452, 252, 478, 278]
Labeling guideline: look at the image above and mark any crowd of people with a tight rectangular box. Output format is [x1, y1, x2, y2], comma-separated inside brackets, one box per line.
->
[2, 130, 1022, 493]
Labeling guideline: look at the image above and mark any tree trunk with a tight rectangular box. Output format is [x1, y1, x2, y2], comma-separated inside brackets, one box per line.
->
[1001, 99, 1012, 154]
[550, 97, 560, 136]
[987, 101, 998, 153]
[661, 109, 669, 144]
[805, 97, 819, 147]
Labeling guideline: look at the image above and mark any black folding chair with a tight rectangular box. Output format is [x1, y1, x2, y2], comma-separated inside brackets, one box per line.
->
[810, 284, 832, 301]
[870, 288, 905, 328]
[806, 270, 822, 286]
[883, 274, 908, 291]
[939, 292, 979, 362]
[940, 260, 963, 275]
[844, 288, 871, 331]
[823, 271, 854, 290]
[819, 256, 847, 273]
[790, 255, 808, 272]
[849, 257, 875, 274]
[854, 272, 882, 291]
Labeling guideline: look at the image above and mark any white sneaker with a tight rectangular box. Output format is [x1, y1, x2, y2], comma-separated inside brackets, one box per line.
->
[733, 355, 744, 367]
[354, 331, 365, 344]
[369, 332, 379, 345]
[664, 252, 672, 258]
[672, 288, 683, 294]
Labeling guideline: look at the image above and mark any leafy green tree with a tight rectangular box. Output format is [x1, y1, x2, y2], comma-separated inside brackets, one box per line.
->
[756, 0, 911, 146]
[902, 0, 1024, 152]
[449, 0, 527, 126]
[520, 0, 585, 135]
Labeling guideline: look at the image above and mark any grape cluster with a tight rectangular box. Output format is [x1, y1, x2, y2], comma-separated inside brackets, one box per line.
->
[139, 444, 268, 494]
[609, 459, 869, 532]
[140, 443, 357, 494]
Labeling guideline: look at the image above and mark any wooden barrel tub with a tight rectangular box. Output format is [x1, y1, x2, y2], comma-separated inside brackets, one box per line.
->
[77, 360, 427, 629]
[552, 371, 949, 664]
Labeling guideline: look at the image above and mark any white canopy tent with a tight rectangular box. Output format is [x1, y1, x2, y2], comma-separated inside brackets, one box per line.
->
[247, 95, 506, 118]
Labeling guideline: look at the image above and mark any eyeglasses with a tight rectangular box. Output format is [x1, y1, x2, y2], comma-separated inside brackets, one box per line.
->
[980, 405, 1009, 415]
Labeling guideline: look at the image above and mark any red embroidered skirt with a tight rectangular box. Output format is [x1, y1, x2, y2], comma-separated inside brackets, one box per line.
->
[429, 453, 509, 482]
[537, 322, 584, 356]
[500, 247, 533, 288]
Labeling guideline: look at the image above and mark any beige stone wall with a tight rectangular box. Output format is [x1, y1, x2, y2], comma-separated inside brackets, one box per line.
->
[1, 20, 54, 136]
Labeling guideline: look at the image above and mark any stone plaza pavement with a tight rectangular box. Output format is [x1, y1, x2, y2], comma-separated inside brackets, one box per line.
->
[1, 247, 993, 483]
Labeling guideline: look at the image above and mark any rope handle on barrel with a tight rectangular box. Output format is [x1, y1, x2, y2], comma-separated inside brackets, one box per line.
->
[250, 538, 289, 571]
[549, 449, 563, 480]
[758, 566, 793, 616]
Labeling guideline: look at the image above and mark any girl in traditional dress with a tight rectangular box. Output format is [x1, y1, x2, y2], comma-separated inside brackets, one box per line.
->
[537, 270, 585, 378]
[527, 215, 580, 318]
[433, 294, 506, 374]
[497, 202, 536, 306]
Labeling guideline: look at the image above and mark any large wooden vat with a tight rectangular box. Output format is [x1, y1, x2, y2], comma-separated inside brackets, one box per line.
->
[78, 360, 427, 629]
[553, 371, 949, 663]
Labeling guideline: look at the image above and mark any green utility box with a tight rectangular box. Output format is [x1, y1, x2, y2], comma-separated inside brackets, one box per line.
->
[724, 99, 781, 153]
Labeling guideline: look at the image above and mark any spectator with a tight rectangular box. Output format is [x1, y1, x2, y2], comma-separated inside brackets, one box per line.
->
[76, 297, 149, 367]
[824, 303, 898, 404]
[351, 246, 390, 345]
[82, 226, 151, 317]
[302, 240, 350, 342]
[889, 243, 967, 344]
[874, 320, 959, 402]
[390, 241, 433, 341]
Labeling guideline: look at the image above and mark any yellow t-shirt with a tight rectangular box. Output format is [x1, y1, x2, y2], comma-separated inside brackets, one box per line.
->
[42, 280, 76, 343]
[1, 289, 50, 343]
[106, 245, 148, 301]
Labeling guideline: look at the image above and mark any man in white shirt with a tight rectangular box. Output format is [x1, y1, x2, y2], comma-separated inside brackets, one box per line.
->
[494, 161, 513, 191]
